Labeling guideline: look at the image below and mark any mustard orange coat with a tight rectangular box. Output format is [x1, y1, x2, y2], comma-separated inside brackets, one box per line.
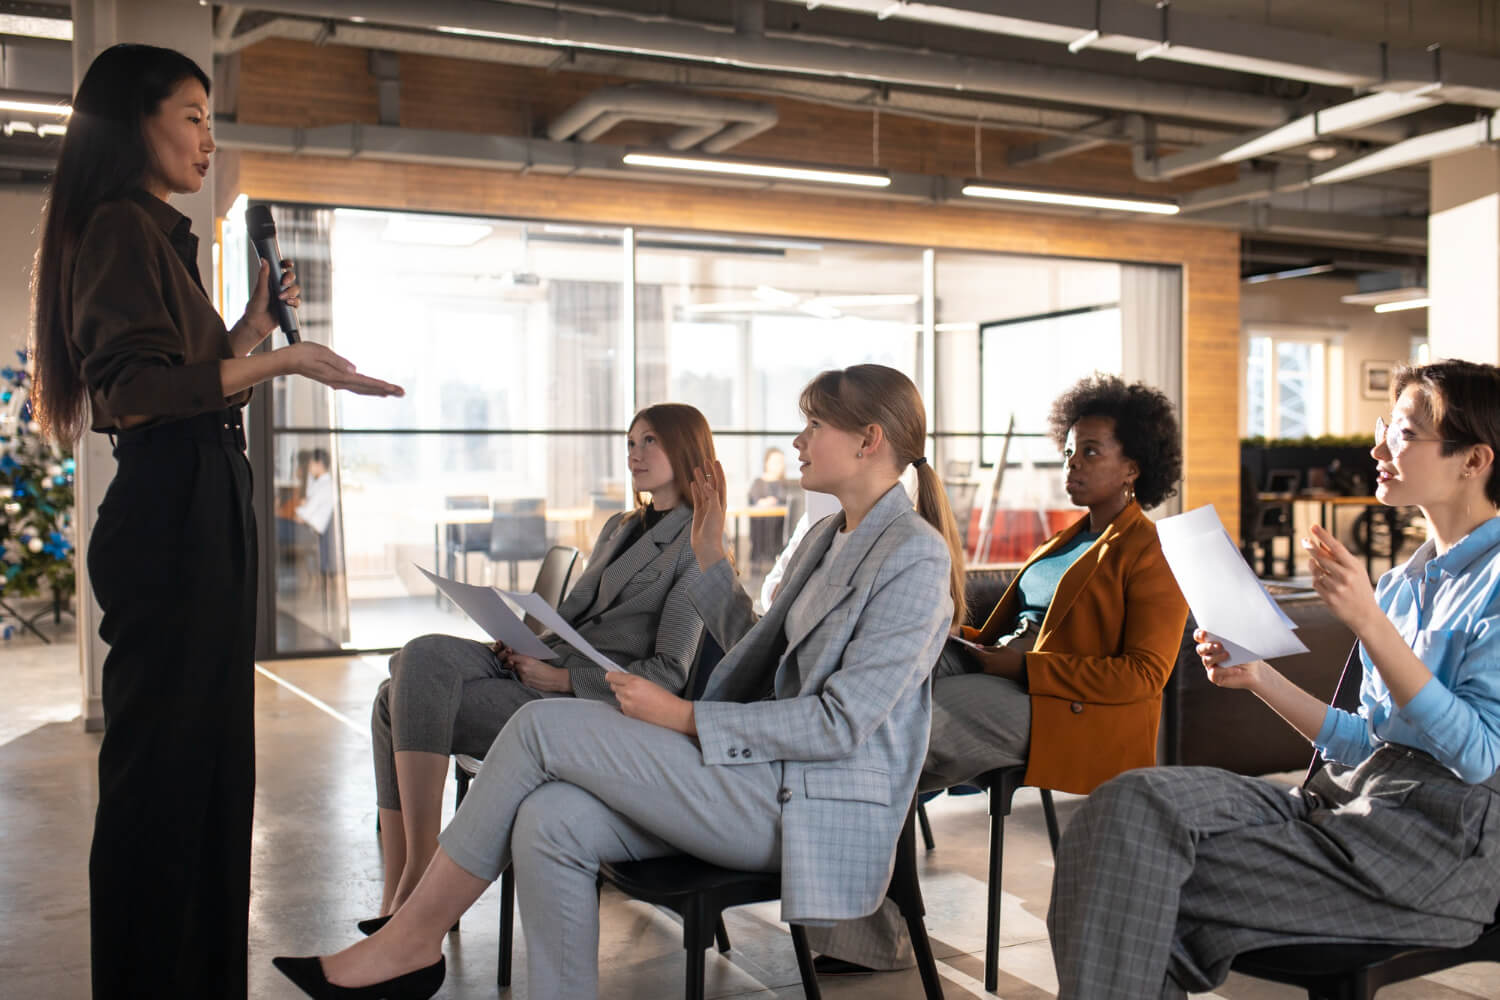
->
[964, 502, 1189, 795]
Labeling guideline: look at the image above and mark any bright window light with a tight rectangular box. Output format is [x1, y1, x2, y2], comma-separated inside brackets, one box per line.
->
[961, 182, 1179, 215]
[623, 152, 891, 188]
[1373, 298, 1430, 313]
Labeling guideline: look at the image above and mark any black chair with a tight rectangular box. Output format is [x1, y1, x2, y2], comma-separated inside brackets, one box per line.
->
[443, 494, 492, 584]
[1241, 464, 1295, 577]
[974, 766, 1059, 993]
[488, 498, 551, 590]
[521, 545, 578, 632]
[1230, 644, 1500, 998]
[596, 795, 946, 1000]
[460, 634, 730, 989]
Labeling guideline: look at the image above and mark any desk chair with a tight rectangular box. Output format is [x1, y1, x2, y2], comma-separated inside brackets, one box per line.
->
[1230, 644, 1500, 998]
[975, 766, 1059, 993]
[444, 494, 491, 583]
[488, 498, 550, 590]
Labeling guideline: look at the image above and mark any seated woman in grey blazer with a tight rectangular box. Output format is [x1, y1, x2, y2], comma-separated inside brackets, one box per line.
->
[1050, 359, 1500, 999]
[365, 402, 719, 925]
[274, 364, 969, 1000]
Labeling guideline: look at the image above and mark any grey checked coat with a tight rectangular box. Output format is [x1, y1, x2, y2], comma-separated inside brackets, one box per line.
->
[547, 505, 703, 703]
[689, 484, 953, 923]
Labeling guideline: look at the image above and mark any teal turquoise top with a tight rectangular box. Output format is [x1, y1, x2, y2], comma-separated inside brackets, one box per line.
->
[1016, 528, 1100, 625]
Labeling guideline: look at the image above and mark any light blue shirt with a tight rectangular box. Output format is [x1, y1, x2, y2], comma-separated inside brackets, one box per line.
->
[1016, 529, 1100, 624]
[1315, 514, 1500, 784]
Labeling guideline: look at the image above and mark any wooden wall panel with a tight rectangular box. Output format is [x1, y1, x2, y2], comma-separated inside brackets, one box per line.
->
[231, 151, 1241, 530]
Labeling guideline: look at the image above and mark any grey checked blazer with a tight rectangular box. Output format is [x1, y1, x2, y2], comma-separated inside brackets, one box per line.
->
[547, 505, 703, 704]
[689, 484, 953, 923]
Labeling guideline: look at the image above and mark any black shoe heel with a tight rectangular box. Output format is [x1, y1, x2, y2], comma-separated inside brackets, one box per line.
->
[356, 915, 391, 936]
[271, 954, 445, 999]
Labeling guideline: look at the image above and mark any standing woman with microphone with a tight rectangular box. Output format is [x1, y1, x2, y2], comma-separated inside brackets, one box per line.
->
[28, 44, 403, 1000]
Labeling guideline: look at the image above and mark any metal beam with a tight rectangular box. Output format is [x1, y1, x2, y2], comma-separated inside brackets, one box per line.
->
[235, 0, 1300, 128]
[1007, 117, 1127, 167]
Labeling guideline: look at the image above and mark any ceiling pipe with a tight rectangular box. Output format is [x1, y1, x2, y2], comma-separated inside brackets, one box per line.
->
[548, 87, 780, 153]
[236, 0, 1304, 128]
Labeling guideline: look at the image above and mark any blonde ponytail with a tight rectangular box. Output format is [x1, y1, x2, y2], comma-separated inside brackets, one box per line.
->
[913, 460, 967, 628]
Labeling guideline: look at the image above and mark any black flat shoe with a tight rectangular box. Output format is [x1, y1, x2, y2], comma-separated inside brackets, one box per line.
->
[356, 915, 392, 936]
[271, 955, 445, 999]
[812, 954, 877, 976]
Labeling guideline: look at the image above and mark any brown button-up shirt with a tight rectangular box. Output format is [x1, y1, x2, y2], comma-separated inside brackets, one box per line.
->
[68, 189, 249, 432]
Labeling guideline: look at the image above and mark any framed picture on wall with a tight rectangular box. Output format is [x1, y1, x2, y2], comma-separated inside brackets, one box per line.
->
[1361, 361, 1393, 400]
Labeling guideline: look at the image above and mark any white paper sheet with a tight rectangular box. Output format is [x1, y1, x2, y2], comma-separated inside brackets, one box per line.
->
[499, 590, 625, 673]
[1155, 505, 1309, 666]
[417, 567, 556, 660]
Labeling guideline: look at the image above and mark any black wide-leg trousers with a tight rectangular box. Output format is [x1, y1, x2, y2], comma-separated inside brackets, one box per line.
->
[87, 409, 257, 1000]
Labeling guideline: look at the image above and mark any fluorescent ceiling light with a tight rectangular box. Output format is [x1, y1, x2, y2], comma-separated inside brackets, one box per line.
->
[0, 98, 70, 117]
[1242, 263, 1335, 284]
[623, 152, 891, 187]
[37, 123, 66, 138]
[1216, 91, 1438, 165]
[0, 15, 71, 40]
[1314, 113, 1498, 185]
[961, 182, 1179, 215]
[1341, 287, 1428, 307]
[1373, 297, 1430, 313]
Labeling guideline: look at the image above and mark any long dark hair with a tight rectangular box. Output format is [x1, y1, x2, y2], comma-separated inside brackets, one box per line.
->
[29, 44, 211, 441]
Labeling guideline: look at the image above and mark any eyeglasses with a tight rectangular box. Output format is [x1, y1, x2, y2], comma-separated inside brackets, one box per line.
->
[1375, 416, 1459, 456]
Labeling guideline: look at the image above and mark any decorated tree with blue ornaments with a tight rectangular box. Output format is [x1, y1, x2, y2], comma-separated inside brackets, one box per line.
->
[0, 349, 76, 639]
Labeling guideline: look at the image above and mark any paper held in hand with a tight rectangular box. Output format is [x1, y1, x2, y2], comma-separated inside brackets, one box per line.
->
[1155, 505, 1309, 666]
[417, 567, 623, 672]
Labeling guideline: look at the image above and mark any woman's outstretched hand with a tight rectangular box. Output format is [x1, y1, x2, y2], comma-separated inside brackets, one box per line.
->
[283, 342, 404, 397]
[1303, 524, 1380, 635]
[608, 673, 696, 736]
[689, 460, 729, 572]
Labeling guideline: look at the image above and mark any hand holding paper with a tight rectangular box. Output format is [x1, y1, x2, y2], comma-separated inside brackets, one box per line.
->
[1155, 505, 1308, 666]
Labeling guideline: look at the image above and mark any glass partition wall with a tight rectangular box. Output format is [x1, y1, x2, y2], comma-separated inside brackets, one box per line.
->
[225, 204, 1181, 657]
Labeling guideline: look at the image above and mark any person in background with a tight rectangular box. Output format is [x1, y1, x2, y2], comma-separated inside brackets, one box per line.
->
[747, 445, 790, 570]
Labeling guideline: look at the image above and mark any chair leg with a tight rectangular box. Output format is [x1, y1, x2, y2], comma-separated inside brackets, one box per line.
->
[497, 866, 514, 988]
[901, 903, 946, 1000]
[714, 916, 731, 953]
[1040, 789, 1060, 854]
[917, 799, 936, 851]
[682, 899, 709, 1000]
[789, 924, 822, 1000]
[985, 811, 1006, 993]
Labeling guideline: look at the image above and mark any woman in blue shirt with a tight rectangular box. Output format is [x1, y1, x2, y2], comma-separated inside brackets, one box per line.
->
[1048, 359, 1500, 999]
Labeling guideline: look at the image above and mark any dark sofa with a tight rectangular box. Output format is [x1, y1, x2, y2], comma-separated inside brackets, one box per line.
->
[963, 568, 1355, 778]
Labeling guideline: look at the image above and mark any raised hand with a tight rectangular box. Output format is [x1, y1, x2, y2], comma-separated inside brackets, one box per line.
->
[284, 342, 404, 397]
[689, 460, 729, 571]
[1303, 524, 1380, 635]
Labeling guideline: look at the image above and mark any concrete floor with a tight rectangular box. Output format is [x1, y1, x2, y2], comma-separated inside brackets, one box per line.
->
[3, 619, 1497, 999]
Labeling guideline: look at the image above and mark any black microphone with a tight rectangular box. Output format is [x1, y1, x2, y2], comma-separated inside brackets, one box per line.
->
[246, 204, 301, 344]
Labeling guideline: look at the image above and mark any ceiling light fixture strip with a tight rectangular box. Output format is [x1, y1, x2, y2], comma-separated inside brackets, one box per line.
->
[622, 151, 891, 187]
[961, 181, 1179, 215]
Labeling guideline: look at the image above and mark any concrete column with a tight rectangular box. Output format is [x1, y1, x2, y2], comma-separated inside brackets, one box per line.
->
[71, 0, 216, 729]
[1429, 147, 1500, 366]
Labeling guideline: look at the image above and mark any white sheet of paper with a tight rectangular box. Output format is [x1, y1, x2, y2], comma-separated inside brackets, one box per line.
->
[417, 567, 556, 660]
[1155, 505, 1309, 666]
[500, 590, 625, 673]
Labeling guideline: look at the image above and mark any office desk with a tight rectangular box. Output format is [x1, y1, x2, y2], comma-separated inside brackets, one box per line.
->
[1258, 493, 1399, 579]
[726, 504, 788, 562]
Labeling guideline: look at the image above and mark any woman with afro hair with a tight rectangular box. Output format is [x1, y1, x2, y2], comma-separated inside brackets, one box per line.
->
[806, 373, 1189, 973]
